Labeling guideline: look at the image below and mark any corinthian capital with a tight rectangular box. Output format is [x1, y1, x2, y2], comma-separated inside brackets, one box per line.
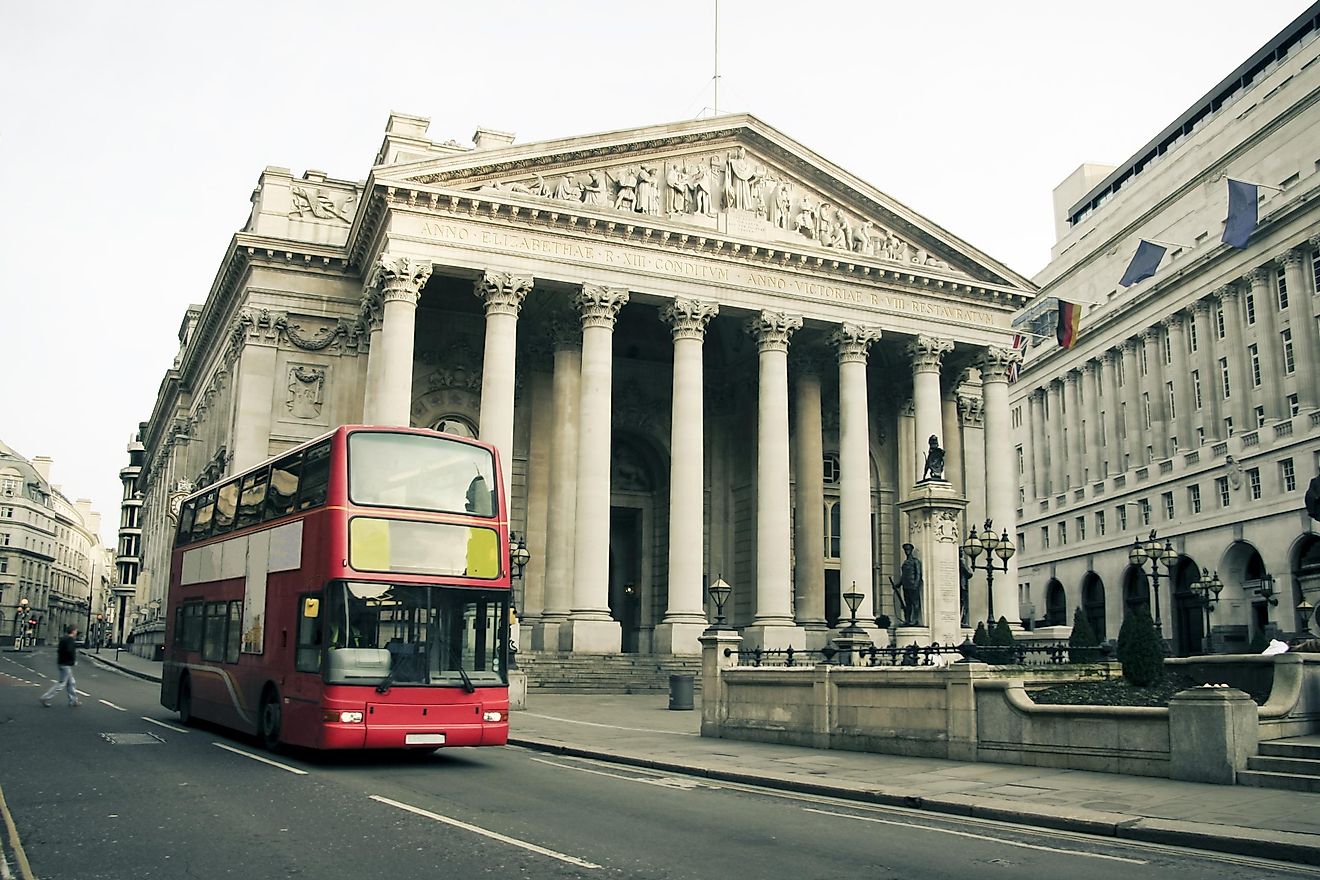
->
[907, 334, 954, 372]
[661, 298, 719, 341]
[1244, 267, 1271, 287]
[576, 284, 629, 330]
[372, 254, 432, 304]
[1161, 311, 1186, 332]
[980, 345, 1022, 383]
[746, 310, 802, 353]
[474, 270, 533, 317]
[829, 322, 882, 365]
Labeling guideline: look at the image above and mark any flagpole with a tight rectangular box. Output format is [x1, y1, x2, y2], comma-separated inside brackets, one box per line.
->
[1228, 177, 1283, 192]
[1141, 237, 1195, 250]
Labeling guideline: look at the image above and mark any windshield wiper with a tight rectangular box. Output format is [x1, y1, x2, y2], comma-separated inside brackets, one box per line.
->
[456, 665, 475, 694]
[375, 669, 397, 694]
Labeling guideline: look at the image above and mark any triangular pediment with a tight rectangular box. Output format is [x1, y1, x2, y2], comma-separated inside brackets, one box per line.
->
[374, 115, 1033, 292]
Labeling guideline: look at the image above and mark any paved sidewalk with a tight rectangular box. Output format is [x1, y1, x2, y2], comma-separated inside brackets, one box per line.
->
[90, 649, 1320, 865]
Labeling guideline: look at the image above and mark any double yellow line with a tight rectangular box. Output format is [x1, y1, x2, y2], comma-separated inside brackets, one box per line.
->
[0, 783, 35, 880]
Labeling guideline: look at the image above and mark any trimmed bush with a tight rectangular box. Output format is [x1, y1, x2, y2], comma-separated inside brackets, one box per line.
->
[1069, 607, 1100, 663]
[973, 622, 989, 646]
[1117, 608, 1164, 687]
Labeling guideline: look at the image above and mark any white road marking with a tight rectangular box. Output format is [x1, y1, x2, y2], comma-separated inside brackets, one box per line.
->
[143, 717, 189, 733]
[370, 794, 602, 868]
[98, 699, 126, 711]
[212, 743, 308, 775]
[529, 756, 702, 789]
[75, 688, 91, 697]
[802, 807, 1148, 864]
[519, 712, 699, 736]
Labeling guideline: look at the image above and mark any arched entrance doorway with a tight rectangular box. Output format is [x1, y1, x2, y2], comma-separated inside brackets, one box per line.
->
[1294, 535, 1320, 639]
[1044, 579, 1066, 626]
[1169, 556, 1204, 657]
[1081, 572, 1106, 641]
[1123, 566, 1150, 618]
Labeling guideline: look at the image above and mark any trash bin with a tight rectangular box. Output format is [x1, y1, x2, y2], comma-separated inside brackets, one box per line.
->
[668, 673, 694, 711]
[153, 644, 166, 662]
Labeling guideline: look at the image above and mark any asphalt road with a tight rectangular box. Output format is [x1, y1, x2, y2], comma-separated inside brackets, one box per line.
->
[3, 648, 1318, 880]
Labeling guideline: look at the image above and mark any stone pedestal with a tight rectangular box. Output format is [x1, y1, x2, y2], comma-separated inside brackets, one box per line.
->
[830, 633, 873, 666]
[898, 481, 969, 647]
[559, 617, 621, 653]
[741, 623, 806, 651]
[507, 669, 528, 710]
[1169, 686, 1259, 784]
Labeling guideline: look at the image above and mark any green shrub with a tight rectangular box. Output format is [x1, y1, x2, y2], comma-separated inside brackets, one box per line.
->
[976, 616, 1016, 664]
[1069, 607, 1100, 663]
[973, 622, 989, 646]
[1117, 608, 1164, 687]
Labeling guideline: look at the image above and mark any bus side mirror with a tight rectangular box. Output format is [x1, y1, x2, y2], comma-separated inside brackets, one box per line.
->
[303, 598, 320, 618]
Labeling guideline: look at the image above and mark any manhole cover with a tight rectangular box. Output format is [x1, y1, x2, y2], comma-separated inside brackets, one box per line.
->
[100, 732, 165, 745]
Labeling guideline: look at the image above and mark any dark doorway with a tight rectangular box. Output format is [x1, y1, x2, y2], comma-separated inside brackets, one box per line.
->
[825, 570, 841, 629]
[1044, 580, 1066, 626]
[609, 507, 642, 653]
[1082, 573, 1106, 641]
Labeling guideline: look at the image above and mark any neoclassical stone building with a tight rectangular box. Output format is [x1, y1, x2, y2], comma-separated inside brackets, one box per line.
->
[1011, 7, 1320, 655]
[126, 113, 1032, 658]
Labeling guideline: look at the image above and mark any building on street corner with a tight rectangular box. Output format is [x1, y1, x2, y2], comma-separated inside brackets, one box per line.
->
[1011, 5, 1320, 655]
[122, 112, 1037, 661]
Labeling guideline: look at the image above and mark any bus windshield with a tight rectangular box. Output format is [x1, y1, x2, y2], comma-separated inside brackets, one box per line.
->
[348, 432, 498, 517]
[320, 580, 506, 690]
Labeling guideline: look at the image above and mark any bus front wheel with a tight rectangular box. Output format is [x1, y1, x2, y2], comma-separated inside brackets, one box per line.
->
[259, 690, 282, 752]
[177, 678, 193, 726]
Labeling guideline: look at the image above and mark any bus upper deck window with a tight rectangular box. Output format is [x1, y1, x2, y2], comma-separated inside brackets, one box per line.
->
[214, 481, 239, 533]
[236, 468, 270, 528]
[267, 453, 302, 519]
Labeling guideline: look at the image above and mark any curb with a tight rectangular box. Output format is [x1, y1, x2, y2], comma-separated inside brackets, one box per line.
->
[509, 736, 1320, 866]
[87, 654, 161, 684]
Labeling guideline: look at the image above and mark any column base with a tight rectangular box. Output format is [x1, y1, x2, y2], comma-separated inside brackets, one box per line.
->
[741, 622, 806, 651]
[559, 616, 621, 653]
[652, 617, 709, 655]
[802, 620, 832, 651]
[893, 625, 933, 646]
[532, 615, 567, 652]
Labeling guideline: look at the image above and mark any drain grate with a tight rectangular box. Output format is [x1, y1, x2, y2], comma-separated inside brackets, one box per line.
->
[100, 732, 165, 746]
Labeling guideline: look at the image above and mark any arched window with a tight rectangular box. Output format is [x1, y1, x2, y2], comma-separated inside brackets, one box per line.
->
[1045, 580, 1067, 626]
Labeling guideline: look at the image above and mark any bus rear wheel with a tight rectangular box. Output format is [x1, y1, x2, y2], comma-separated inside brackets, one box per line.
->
[259, 691, 282, 752]
[177, 678, 194, 726]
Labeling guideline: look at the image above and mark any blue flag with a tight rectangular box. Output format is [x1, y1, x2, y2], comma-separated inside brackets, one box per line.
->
[1119, 240, 1168, 287]
[1221, 179, 1258, 249]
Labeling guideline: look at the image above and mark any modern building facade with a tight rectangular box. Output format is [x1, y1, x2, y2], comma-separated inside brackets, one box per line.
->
[1012, 5, 1320, 655]
[125, 112, 1035, 659]
[0, 441, 108, 644]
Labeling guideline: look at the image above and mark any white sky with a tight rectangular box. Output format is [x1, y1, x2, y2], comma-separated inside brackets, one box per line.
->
[0, 0, 1305, 545]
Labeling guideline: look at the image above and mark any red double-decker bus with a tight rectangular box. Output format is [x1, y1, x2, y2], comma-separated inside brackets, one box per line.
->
[160, 425, 511, 751]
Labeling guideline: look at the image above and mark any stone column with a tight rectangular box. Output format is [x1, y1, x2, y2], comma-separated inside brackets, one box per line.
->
[1192, 298, 1223, 439]
[981, 346, 1021, 629]
[1045, 380, 1065, 493]
[359, 290, 384, 423]
[474, 271, 533, 483]
[1027, 388, 1046, 498]
[744, 311, 804, 650]
[368, 255, 431, 427]
[1217, 285, 1252, 432]
[537, 315, 581, 652]
[655, 298, 718, 656]
[1283, 247, 1318, 410]
[1101, 350, 1123, 476]
[907, 335, 954, 486]
[561, 284, 629, 653]
[1253, 264, 1284, 421]
[1164, 312, 1193, 451]
[1063, 370, 1083, 491]
[942, 381, 965, 494]
[1083, 361, 1103, 483]
[790, 349, 827, 642]
[1120, 338, 1143, 467]
[832, 323, 882, 626]
[1142, 327, 1169, 460]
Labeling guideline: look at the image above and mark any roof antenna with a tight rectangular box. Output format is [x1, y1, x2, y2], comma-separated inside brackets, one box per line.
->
[713, 0, 720, 116]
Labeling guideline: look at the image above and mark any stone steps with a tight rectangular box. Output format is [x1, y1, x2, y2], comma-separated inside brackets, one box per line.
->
[1238, 770, 1320, 793]
[1239, 738, 1320, 791]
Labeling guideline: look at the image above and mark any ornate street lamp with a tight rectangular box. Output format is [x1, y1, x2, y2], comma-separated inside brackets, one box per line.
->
[961, 519, 1016, 626]
[1252, 573, 1278, 607]
[507, 533, 531, 668]
[1190, 567, 1223, 654]
[707, 577, 732, 630]
[1128, 529, 1177, 633]
[840, 582, 865, 636]
[16, 598, 29, 650]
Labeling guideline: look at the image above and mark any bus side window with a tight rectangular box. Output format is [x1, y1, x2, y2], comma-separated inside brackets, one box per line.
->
[266, 453, 302, 520]
[236, 467, 269, 528]
[214, 481, 239, 534]
[225, 601, 242, 663]
[184, 603, 204, 652]
[298, 441, 331, 510]
[202, 602, 226, 661]
[191, 491, 217, 542]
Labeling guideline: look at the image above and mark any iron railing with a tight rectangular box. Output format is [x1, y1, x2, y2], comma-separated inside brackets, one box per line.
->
[725, 641, 1115, 668]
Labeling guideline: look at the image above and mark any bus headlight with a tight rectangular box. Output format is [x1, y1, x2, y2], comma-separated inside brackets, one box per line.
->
[323, 710, 364, 724]
[482, 711, 503, 723]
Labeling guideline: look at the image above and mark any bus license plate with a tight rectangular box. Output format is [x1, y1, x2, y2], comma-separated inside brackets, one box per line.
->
[406, 733, 446, 745]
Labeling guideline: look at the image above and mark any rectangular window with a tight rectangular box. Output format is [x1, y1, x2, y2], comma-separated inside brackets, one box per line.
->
[1058, 522, 1067, 546]
[1216, 305, 1225, 339]
[1016, 445, 1024, 476]
[1289, 393, 1300, 417]
[202, 602, 228, 662]
[1255, 405, 1266, 428]
[1162, 334, 1172, 366]
[1095, 510, 1106, 536]
[297, 440, 332, 511]
[1166, 382, 1176, 419]
[1277, 265, 1289, 310]
[1162, 491, 1175, 520]
[266, 452, 303, 519]
[1189, 484, 1202, 514]
[1139, 344, 1148, 376]
[1225, 416, 1234, 436]
[1220, 358, 1231, 399]
[1192, 370, 1202, 409]
[1282, 328, 1295, 374]
[1074, 516, 1085, 542]
[1247, 467, 1262, 501]
[1313, 250, 1320, 293]
[236, 467, 271, 529]
[1117, 505, 1128, 530]
[1249, 344, 1261, 387]
[1189, 320, 1199, 352]
[214, 481, 239, 534]
[1216, 476, 1231, 508]
[1282, 458, 1296, 492]
[1041, 526, 1050, 549]
[1245, 289, 1256, 325]
[1138, 498, 1151, 526]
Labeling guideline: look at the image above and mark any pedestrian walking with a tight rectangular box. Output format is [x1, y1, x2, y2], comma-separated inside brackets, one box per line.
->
[40, 625, 81, 708]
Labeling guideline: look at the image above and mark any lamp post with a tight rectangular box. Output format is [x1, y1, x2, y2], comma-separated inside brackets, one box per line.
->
[960, 518, 1016, 626]
[840, 582, 865, 636]
[1252, 573, 1278, 607]
[1128, 530, 1177, 634]
[1190, 567, 1223, 654]
[707, 577, 732, 630]
[508, 533, 530, 668]
[16, 598, 29, 650]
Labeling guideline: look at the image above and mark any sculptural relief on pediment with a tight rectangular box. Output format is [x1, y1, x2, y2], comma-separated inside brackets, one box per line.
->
[468, 145, 957, 274]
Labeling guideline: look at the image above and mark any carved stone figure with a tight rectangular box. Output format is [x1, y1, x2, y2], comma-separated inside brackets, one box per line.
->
[851, 220, 873, 254]
[612, 167, 638, 211]
[665, 163, 688, 214]
[287, 366, 325, 419]
[552, 175, 582, 202]
[773, 183, 792, 229]
[636, 165, 660, 215]
[581, 170, 609, 207]
[689, 161, 713, 215]
[724, 146, 759, 211]
[921, 435, 946, 481]
[794, 197, 818, 239]
[900, 543, 924, 626]
[289, 186, 354, 223]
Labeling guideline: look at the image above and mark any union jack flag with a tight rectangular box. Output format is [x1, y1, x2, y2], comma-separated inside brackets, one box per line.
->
[1007, 333, 1025, 383]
